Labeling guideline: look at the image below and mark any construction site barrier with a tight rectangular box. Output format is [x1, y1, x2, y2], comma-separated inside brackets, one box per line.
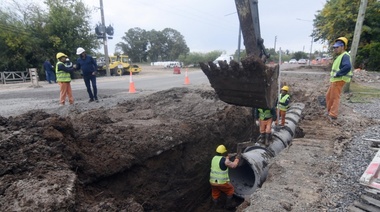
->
[229, 103, 305, 198]
[128, 71, 136, 93]
[1, 71, 31, 84]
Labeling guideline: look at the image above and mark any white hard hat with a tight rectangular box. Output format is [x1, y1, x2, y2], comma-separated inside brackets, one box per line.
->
[76, 47, 85, 55]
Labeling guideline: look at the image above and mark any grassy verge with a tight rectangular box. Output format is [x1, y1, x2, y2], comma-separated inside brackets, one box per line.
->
[348, 82, 380, 103]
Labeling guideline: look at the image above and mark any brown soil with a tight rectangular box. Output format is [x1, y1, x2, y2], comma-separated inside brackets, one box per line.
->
[0, 64, 379, 212]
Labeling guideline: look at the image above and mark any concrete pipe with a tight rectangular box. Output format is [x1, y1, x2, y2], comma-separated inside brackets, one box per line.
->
[230, 103, 305, 198]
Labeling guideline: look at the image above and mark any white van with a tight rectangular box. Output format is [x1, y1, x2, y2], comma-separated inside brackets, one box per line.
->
[213, 55, 233, 67]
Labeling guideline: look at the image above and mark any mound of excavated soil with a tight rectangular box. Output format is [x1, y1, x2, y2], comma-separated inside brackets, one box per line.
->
[0, 87, 254, 211]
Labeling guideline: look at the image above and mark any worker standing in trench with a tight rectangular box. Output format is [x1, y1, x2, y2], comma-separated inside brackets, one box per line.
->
[254, 107, 277, 146]
[275, 86, 291, 127]
[209, 145, 240, 209]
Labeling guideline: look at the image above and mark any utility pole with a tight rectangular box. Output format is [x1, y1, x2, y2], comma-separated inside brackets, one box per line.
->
[274, 35, 277, 52]
[344, 0, 368, 93]
[309, 26, 314, 66]
[238, 26, 242, 63]
[100, 0, 110, 76]
[350, 0, 368, 71]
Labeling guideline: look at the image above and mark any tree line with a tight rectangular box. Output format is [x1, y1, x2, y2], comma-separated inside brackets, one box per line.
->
[0, 0, 97, 72]
[116, 27, 189, 63]
[1, 0, 380, 73]
[314, 0, 380, 71]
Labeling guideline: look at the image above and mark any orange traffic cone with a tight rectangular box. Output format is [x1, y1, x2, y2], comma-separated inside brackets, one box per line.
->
[128, 71, 136, 93]
[184, 68, 190, 85]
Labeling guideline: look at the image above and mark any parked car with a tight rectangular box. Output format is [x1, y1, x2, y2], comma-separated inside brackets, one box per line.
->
[298, 59, 307, 64]
[289, 59, 297, 64]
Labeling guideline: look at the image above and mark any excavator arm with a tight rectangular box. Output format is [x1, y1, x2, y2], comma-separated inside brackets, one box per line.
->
[235, 0, 269, 60]
[200, 0, 278, 109]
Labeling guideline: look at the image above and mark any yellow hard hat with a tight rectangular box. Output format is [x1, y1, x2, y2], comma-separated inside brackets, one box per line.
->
[281, 86, 289, 92]
[335, 37, 348, 49]
[56, 52, 68, 59]
[216, 145, 227, 154]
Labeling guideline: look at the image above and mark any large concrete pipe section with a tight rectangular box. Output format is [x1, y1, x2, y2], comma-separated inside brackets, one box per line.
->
[229, 103, 305, 198]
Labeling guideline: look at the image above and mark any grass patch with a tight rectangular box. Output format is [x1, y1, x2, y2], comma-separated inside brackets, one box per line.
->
[348, 82, 380, 103]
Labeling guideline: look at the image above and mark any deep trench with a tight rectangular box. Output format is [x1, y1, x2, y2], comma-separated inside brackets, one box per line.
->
[0, 87, 308, 211]
[76, 119, 255, 211]
[77, 116, 304, 211]
[82, 142, 248, 211]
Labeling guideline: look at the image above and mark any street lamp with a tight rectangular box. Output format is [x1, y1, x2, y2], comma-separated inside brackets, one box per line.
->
[296, 18, 314, 66]
[99, 0, 110, 76]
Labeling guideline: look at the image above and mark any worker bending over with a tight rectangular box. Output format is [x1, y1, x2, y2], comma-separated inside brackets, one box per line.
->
[210, 145, 240, 209]
[254, 108, 277, 146]
[276, 86, 290, 127]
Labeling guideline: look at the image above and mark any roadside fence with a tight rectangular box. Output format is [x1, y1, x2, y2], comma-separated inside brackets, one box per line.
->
[0, 69, 35, 84]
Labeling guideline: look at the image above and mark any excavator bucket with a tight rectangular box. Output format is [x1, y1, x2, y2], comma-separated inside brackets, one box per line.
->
[200, 0, 279, 108]
[200, 56, 279, 108]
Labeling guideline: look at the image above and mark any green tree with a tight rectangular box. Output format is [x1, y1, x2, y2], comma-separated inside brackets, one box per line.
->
[146, 29, 164, 62]
[161, 28, 189, 61]
[44, 0, 97, 58]
[118, 27, 189, 62]
[233, 49, 247, 61]
[356, 42, 380, 71]
[117, 27, 148, 62]
[178, 50, 224, 66]
[178, 52, 204, 66]
[0, 0, 97, 73]
[292, 51, 308, 60]
[314, 0, 380, 70]
[0, 4, 37, 71]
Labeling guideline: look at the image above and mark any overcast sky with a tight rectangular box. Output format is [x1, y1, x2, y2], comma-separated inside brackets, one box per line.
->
[83, 0, 328, 56]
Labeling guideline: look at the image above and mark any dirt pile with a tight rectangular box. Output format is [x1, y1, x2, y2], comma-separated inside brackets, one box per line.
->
[0, 87, 254, 211]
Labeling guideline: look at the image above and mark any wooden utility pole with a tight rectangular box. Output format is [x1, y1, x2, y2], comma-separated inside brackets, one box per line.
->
[344, 0, 368, 92]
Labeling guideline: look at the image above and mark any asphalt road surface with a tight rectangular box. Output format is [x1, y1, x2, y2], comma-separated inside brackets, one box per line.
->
[0, 69, 210, 117]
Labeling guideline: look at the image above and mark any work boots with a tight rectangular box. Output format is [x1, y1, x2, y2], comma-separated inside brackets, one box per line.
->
[264, 133, 270, 146]
[225, 196, 236, 209]
[257, 133, 265, 144]
[212, 198, 218, 209]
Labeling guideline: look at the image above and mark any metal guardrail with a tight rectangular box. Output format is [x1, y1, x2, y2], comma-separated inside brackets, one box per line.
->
[0, 71, 31, 84]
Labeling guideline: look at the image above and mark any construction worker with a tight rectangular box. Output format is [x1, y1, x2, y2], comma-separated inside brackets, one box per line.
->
[254, 107, 277, 146]
[326, 37, 353, 120]
[276, 86, 290, 127]
[56, 52, 75, 105]
[75, 47, 98, 103]
[210, 145, 240, 209]
[43, 58, 56, 84]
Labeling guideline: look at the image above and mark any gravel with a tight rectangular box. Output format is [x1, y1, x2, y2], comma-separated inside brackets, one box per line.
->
[325, 99, 380, 211]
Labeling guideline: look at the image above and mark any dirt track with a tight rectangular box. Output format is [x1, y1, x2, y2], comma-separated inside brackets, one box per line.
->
[1, 65, 380, 211]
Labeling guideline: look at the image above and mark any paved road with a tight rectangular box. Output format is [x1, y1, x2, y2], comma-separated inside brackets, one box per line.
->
[0, 69, 210, 117]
